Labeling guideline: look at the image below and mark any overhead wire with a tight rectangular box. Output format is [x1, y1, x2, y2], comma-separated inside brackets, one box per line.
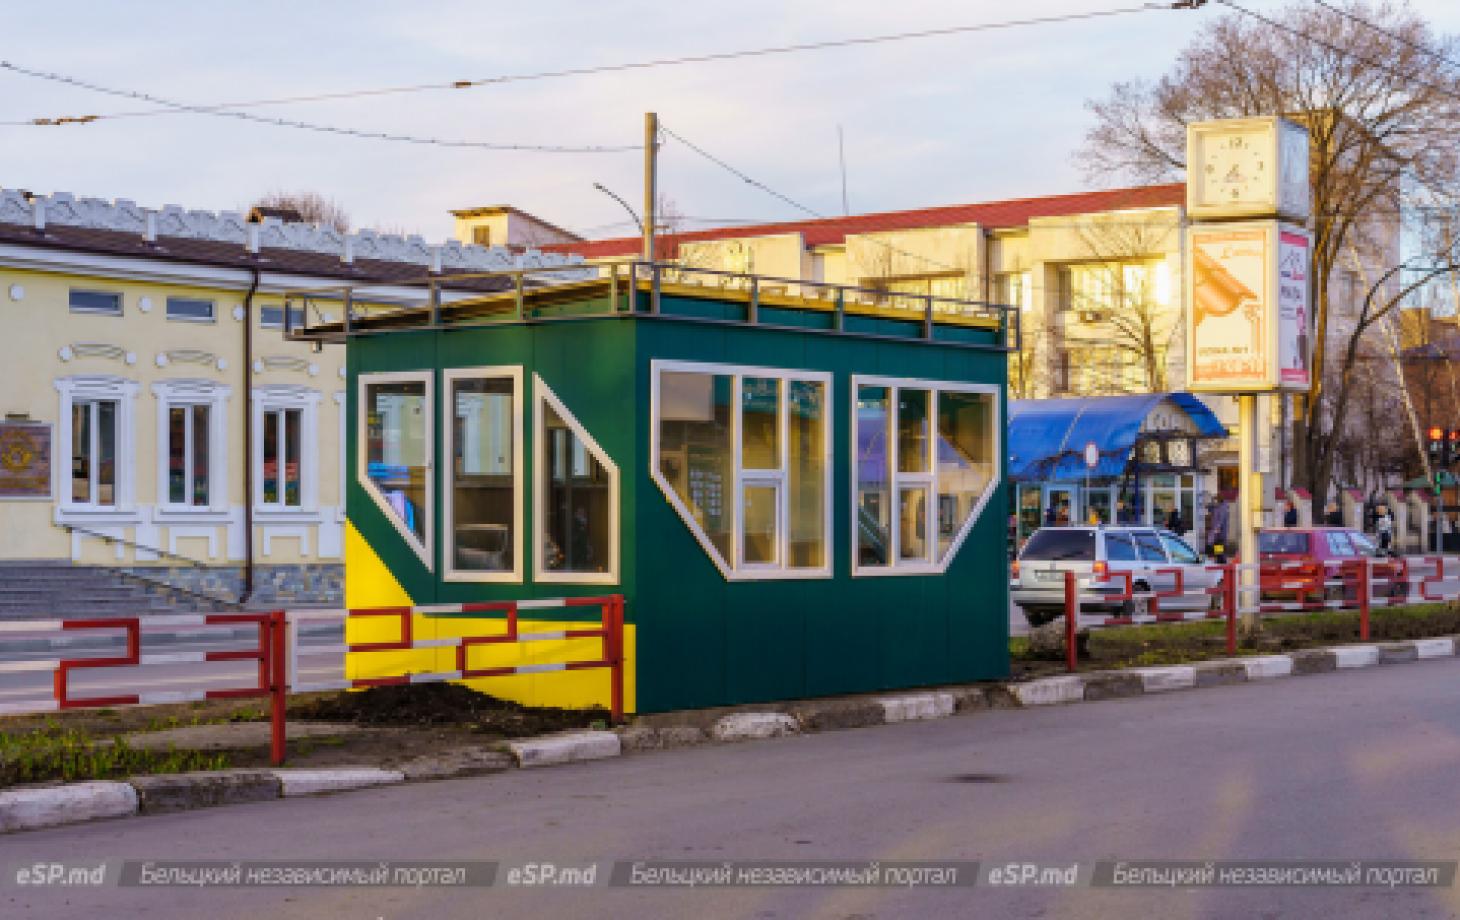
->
[0, 60, 636, 153]
[1, 5, 1165, 127]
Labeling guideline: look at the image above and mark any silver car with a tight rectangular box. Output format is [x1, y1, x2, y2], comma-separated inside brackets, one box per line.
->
[1010, 526, 1223, 627]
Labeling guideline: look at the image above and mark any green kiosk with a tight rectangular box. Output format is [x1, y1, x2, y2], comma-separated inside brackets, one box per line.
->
[290, 263, 1014, 714]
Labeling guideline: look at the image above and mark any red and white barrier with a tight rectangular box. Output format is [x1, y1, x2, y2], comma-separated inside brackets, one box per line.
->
[340, 596, 625, 722]
[0, 594, 627, 762]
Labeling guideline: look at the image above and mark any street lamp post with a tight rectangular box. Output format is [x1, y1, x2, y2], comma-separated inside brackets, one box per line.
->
[591, 182, 643, 235]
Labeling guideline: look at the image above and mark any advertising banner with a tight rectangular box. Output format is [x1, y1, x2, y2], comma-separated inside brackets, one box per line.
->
[1186, 221, 1311, 393]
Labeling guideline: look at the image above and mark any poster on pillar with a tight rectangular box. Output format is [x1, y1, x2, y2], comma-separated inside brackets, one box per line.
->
[1186, 220, 1312, 393]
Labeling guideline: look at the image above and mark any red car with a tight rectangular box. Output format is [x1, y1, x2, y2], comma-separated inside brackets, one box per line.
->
[1257, 527, 1408, 604]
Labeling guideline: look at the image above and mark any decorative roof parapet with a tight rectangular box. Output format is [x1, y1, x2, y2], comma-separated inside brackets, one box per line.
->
[0, 187, 588, 277]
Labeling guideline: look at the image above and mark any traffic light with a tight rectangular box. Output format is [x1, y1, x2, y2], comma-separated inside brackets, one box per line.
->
[1428, 426, 1446, 466]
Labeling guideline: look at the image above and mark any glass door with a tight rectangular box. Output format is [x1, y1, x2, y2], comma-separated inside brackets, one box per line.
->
[1043, 485, 1075, 528]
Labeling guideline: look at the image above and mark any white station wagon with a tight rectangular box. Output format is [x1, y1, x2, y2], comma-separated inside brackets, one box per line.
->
[1010, 526, 1223, 627]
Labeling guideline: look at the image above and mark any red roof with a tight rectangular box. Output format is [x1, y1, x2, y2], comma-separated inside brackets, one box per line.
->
[549, 183, 1185, 259]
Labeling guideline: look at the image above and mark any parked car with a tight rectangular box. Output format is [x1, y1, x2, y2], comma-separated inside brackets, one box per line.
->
[1257, 527, 1407, 603]
[1010, 526, 1223, 627]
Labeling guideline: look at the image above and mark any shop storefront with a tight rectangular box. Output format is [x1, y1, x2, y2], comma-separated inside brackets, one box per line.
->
[293, 264, 1015, 714]
[1007, 393, 1227, 547]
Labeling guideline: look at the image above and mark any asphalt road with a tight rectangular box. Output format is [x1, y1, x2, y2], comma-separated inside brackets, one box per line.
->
[3, 658, 1459, 919]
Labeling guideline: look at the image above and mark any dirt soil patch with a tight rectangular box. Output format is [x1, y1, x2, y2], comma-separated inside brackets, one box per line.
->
[287, 682, 608, 737]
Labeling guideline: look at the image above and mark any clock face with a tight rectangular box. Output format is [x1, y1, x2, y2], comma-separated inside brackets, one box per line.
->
[1200, 131, 1270, 207]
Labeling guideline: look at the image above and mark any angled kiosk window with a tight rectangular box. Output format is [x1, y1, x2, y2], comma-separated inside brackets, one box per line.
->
[652, 360, 831, 580]
[533, 375, 620, 585]
[444, 367, 523, 582]
[854, 376, 999, 576]
[359, 372, 433, 570]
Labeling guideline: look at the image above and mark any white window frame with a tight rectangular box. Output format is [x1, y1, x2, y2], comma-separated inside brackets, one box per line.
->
[650, 359, 834, 581]
[54, 375, 140, 522]
[533, 374, 619, 585]
[443, 366, 523, 584]
[851, 374, 1001, 577]
[357, 371, 433, 570]
[253, 384, 322, 521]
[152, 379, 230, 520]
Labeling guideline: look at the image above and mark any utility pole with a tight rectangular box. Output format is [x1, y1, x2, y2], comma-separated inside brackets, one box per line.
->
[643, 112, 658, 261]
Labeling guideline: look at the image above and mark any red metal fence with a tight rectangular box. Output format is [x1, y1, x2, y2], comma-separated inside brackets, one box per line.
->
[0, 595, 626, 766]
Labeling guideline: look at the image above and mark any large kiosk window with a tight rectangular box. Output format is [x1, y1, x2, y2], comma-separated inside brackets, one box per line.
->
[651, 360, 831, 580]
[359, 372, 433, 569]
[854, 376, 999, 576]
[533, 375, 620, 585]
[444, 367, 522, 582]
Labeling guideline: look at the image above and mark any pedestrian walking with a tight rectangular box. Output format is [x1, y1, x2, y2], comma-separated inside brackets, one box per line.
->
[1324, 500, 1343, 527]
[1376, 504, 1394, 556]
[1282, 499, 1299, 528]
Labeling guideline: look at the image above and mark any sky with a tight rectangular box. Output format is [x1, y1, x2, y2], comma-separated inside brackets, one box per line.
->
[4, 0, 1460, 244]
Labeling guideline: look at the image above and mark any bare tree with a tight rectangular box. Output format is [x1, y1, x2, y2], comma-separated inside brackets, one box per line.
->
[1079, 0, 1460, 502]
[250, 190, 350, 233]
[1068, 218, 1182, 393]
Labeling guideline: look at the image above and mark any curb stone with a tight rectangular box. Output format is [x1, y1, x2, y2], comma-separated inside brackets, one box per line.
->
[0, 782, 138, 832]
[876, 693, 955, 723]
[1241, 655, 1294, 680]
[1193, 660, 1248, 687]
[1412, 638, 1456, 659]
[1081, 672, 1144, 701]
[129, 770, 280, 814]
[1289, 649, 1338, 674]
[509, 730, 621, 767]
[397, 748, 514, 781]
[784, 699, 885, 733]
[1332, 645, 1380, 669]
[617, 724, 708, 753]
[1010, 676, 1084, 706]
[1378, 643, 1419, 664]
[712, 712, 800, 742]
[272, 768, 405, 796]
[1133, 666, 1197, 693]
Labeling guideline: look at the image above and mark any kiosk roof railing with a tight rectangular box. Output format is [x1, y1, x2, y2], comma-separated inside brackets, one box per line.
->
[281, 260, 1020, 352]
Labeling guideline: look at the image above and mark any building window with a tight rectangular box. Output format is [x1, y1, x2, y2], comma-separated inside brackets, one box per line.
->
[262, 408, 302, 508]
[55, 375, 138, 517]
[166, 297, 215, 323]
[69, 290, 122, 316]
[359, 373, 433, 568]
[652, 360, 831, 580]
[853, 376, 999, 576]
[152, 379, 230, 514]
[71, 399, 119, 506]
[472, 226, 491, 247]
[259, 305, 305, 329]
[534, 375, 619, 584]
[254, 385, 321, 519]
[444, 367, 522, 582]
[1055, 351, 1072, 393]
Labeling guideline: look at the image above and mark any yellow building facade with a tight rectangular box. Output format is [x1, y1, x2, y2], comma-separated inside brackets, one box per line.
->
[0, 189, 582, 604]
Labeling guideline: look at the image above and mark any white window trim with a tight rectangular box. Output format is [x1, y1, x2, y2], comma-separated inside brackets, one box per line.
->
[333, 391, 346, 523]
[851, 374, 1001, 578]
[357, 371, 434, 571]
[443, 366, 524, 584]
[152, 379, 231, 520]
[253, 384, 322, 520]
[54, 375, 140, 523]
[533, 373, 619, 585]
[649, 359, 834, 582]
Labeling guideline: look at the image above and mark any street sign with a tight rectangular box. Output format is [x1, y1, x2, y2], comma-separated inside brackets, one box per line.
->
[1084, 441, 1099, 470]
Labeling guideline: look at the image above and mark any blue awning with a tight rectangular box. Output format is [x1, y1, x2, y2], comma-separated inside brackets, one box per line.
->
[1007, 392, 1227, 482]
